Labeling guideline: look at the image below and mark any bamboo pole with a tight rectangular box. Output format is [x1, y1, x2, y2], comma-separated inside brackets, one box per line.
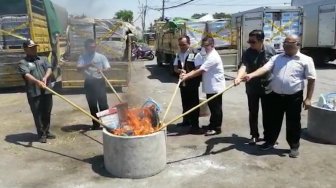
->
[99, 70, 123, 103]
[44, 87, 109, 129]
[161, 79, 182, 124]
[158, 83, 235, 131]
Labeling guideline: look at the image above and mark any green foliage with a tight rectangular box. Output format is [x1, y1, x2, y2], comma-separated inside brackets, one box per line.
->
[115, 10, 134, 22]
[191, 13, 207, 19]
[213, 12, 232, 19]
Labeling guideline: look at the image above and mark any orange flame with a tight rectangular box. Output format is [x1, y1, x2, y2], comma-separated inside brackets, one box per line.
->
[111, 106, 158, 136]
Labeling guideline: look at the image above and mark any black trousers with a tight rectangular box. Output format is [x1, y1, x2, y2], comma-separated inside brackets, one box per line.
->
[207, 93, 223, 131]
[247, 93, 270, 138]
[180, 86, 199, 128]
[84, 78, 109, 126]
[267, 91, 303, 149]
[28, 94, 53, 137]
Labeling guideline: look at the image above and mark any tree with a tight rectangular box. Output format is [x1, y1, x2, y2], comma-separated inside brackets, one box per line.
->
[115, 10, 133, 23]
[191, 13, 207, 19]
[213, 12, 231, 19]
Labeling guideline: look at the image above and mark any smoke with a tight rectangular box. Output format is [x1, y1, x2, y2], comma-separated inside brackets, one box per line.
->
[51, 0, 115, 19]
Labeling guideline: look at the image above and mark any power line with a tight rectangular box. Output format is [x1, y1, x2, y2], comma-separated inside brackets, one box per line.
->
[188, 3, 290, 6]
[150, 0, 195, 11]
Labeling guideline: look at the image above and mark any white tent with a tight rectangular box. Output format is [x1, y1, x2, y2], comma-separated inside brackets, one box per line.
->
[198, 14, 215, 21]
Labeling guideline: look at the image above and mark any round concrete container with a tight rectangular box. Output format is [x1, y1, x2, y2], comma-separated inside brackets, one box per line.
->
[103, 129, 167, 178]
[307, 103, 336, 144]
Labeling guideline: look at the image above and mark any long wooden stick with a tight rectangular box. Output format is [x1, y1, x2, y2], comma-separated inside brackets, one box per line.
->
[44, 87, 109, 129]
[161, 79, 182, 124]
[158, 83, 235, 131]
[99, 70, 123, 103]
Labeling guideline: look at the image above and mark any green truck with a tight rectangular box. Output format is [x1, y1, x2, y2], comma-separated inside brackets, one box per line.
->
[0, 0, 130, 89]
[0, 0, 68, 88]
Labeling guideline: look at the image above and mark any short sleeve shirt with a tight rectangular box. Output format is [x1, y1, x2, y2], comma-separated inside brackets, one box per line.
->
[242, 44, 276, 94]
[18, 56, 52, 98]
[77, 52, 110, 79]
[263, 51, 317, 95]
[198, 50, 226, 94]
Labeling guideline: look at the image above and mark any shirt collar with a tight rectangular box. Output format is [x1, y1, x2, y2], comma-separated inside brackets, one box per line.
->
[282, 51, 301, 60]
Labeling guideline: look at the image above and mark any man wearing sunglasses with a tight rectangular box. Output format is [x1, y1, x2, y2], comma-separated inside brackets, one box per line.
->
[181, 36, 225, 136]
[234, 30, 276, 145]
[173, 35, 203, 134]
[244, 35, 316, 158]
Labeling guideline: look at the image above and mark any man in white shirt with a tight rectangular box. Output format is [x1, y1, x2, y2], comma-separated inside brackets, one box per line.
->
[181, 37, 226, 136]
[173, 35, 203, 134]
[77, 39, 111, 130]
[244, 35, 316, 158]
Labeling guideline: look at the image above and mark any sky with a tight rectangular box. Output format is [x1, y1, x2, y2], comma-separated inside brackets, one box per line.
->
[51, 0, 292, 29]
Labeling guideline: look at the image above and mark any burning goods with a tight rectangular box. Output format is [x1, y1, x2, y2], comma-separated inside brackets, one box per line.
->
[97, 98, 161, 136]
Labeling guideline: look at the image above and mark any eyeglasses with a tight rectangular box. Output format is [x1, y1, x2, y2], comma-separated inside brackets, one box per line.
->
[247, 40, 257, 44]
[178, 43, 188, 47]
[283, 41, 298, 45]
[202, 43, 211, 47]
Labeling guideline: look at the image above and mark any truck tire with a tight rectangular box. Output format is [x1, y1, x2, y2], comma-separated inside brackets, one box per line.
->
[167, 54, 175, 75]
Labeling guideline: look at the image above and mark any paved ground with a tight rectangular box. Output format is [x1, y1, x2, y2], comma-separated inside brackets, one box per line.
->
[0, 59, 335, 188]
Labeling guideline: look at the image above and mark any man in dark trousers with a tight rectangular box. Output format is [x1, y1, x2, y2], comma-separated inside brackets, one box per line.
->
[245, 35, 316, 158]
[173, 35, 203, 134]
[181, 37, 226, 136]
[77, 39, 111, 130]
[234, 30, 276, 145]
[18, 40, 55, 143]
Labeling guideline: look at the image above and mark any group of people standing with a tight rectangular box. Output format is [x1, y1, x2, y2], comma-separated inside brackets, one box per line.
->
[18, 39, 110, 143]
[18, 29, 316, 158]
[175, 30, 316, 158]
[175, 36, 226, 136]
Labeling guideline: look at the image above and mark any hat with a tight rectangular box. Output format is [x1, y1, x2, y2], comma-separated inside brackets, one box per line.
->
[22, 40, 38, 48]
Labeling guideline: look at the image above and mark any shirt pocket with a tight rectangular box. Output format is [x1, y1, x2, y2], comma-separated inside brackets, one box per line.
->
[28, 62, 36, 71]
[289, 61, 305, 78]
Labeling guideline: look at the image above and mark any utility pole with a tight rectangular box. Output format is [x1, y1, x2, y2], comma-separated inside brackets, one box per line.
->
[161, 0, 165, 20]
[143, 0, 147, 31]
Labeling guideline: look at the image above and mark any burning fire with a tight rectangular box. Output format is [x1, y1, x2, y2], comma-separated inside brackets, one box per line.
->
[111, 106, 159, 136]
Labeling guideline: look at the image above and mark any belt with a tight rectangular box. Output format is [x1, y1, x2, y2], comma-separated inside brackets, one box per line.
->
[274, 90, 303, 97]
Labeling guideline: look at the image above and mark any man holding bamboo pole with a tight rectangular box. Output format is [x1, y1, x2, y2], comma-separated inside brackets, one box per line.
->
[18, 40, 55, 143]
[173, 35, 203, 134]
[77, 39, 110, 130]
[181, 36, 226, 136]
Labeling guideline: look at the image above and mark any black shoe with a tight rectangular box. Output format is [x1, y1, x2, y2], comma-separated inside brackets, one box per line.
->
[176, 122, 190, 127]
[189, 127, 205, 135]
[47, 133, 56, 139]
[289, 148, 299, 158]
[38, 135, 47, 143]
[259, 142, 274, 151]
[248, 137, 258, 145]
[205, 129, 221, 136]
